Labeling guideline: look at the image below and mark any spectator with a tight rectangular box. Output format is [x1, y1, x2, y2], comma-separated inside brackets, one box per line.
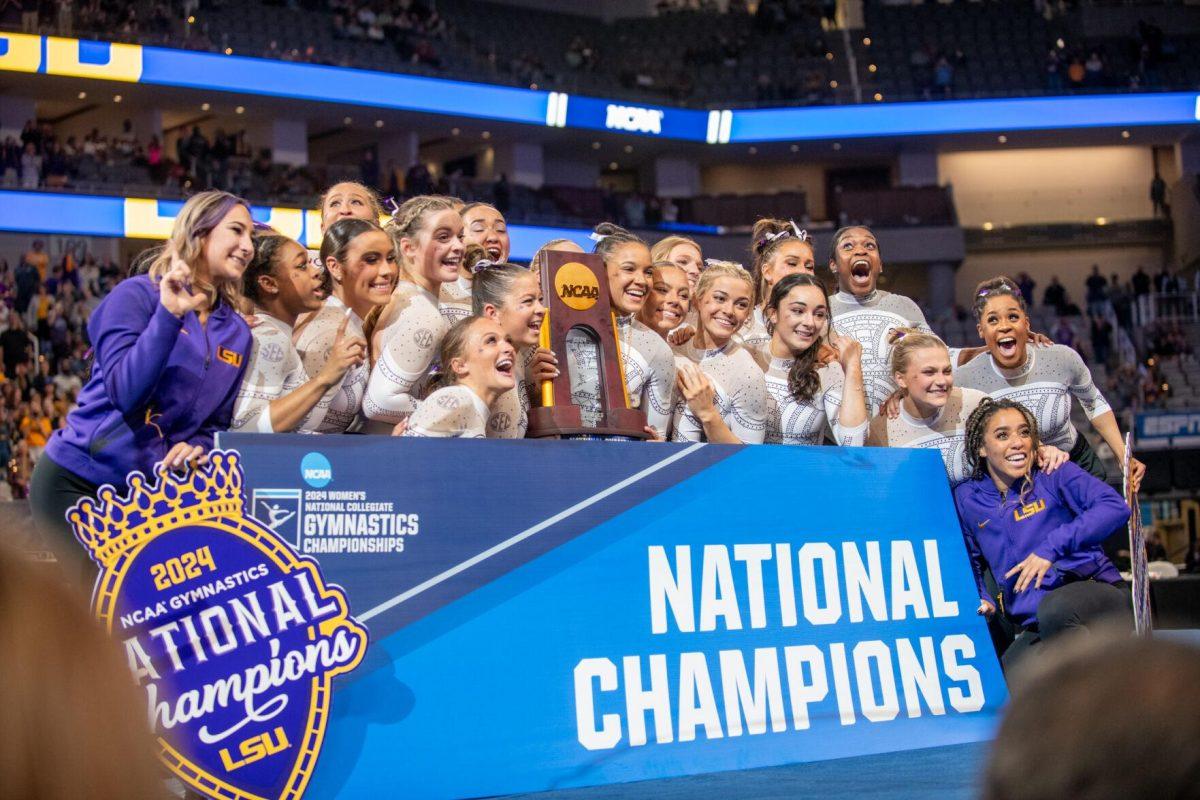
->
[359, 147, 379, 191]
[0, 315, 33, 382]
[1090, 314, 1112, 367]
[1067, 57, 1085, 89]
[1043, 275, 1067, 315]
[1017, 272, 1036, 307]
[19, 142, 41, 189]
[624, 194, 647, 227]
[1150, 171, 1168, 219]
[493, 172, 511, 214]
[1108, 275, 1132, 331]
[22, 239, 48, 283]
[932, 56, 954, 99]
[1084, 265, 1108, 316]
[1083, 51, 1104, 88]
[1045, 49, 1063, 91]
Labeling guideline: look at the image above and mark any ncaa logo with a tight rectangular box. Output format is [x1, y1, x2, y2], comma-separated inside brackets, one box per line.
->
[605, 104, 664, 135]
[554, 262, 600, 311]
[301, 452, 332, 488]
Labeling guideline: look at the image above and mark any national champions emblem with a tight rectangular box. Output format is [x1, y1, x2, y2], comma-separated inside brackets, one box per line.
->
[69, 451, 368, 800]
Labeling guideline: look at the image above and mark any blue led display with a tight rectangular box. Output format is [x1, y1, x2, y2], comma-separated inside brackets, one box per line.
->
[729, 92, 1200, 142]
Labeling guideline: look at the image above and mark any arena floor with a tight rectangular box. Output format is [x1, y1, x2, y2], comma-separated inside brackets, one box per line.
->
[504, 742, 987, 800]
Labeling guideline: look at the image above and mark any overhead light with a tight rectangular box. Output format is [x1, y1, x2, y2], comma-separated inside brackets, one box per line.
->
[832, 142, 842, 151]
[868, 64, 877, 73]
[235, 105, 245, 114]
[591, 141, 601, 150]
[374, 119, 384, 128]
[481, 131, 491, 139]
[343, 116, 352, 125]
[224, 47, 233, 55]
[983, 222, 994, 231]
[790, 144, 799, 153]
[998, 135, 1008, 143]
[530, 83, 538, 90]
[113, 94, 122, 103]
[608, 161, 619, 170]
[874, 92, 883, 101]
[863, 37, 872, 46]
[826, 52, 834, 61]
[1056, 38, 1065, 49]
[201, 102, 211, 111]
[187, 15, 195, 23]
[623, 144, 633, 153]
[1096, 217, 1107, 226]
[77, 91, 87, 100]
[748, 146, 758, 155]
[830, 80, 838, 89]
[1121, 130, 1131, 139]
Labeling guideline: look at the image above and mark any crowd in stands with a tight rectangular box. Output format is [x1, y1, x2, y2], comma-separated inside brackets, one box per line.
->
[5, 0, 1196, 108]
[0, 239, 121, 501]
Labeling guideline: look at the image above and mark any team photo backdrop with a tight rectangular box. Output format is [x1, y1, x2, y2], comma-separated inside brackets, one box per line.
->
[206, 435, 1008, 799]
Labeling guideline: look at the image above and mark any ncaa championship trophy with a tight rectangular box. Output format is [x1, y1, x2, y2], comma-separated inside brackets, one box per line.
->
[527, 250, 649, 439]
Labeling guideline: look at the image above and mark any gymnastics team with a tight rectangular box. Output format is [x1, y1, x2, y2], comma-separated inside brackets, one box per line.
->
[29, 184, 1143, 669]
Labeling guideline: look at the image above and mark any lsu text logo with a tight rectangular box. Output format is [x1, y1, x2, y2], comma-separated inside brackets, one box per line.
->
[68, 452, 367, 800]
[217, 346, 243, 368]
[605, 104, 665, 135]
[554, 262, 600, 312]
[1014, 499, 1047, 521]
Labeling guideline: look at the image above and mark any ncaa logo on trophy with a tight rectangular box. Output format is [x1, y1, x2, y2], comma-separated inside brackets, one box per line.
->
[527, 251, 649, 439]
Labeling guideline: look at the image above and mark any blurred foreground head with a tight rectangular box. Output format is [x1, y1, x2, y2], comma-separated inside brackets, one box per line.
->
[0, 541, 166, 799]
[984, 632, 1200, 800]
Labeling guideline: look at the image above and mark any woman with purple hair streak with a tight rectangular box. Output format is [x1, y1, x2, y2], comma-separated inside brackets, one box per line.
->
[29, 191, 254, 582]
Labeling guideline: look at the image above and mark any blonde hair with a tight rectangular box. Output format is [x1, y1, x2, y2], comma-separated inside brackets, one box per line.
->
[383, 195, 458, 282]
[319, 181, 385, 226]
[650, 235, 701, 264]
[146, 190, 249, 311]
[694, 260, 754, 300]
[530, 238, 581, 271]
[888, 327, 949, 375]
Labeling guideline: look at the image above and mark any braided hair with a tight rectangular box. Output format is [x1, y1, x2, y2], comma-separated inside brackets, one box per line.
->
[765, 273, 829, 403]
[972, 276, 1026, 322]
[964, 397, 1042, 502]
[591, 222, 646, 263]
[465, 243, 530, 316]
[750, 218, 813, 305]
[242, 233, 296, 307]
[383, 194, 459, 282]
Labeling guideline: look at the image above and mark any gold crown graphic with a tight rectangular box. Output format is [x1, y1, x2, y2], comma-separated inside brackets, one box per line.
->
[69, 451, 245, 570]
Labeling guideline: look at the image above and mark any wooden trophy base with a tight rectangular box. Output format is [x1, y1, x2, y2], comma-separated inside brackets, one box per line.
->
[527, 405, 650, 440]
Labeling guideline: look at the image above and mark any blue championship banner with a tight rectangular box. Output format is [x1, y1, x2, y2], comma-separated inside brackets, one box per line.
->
[69, 452, 368, 800]
[210, 434, 1008, 799]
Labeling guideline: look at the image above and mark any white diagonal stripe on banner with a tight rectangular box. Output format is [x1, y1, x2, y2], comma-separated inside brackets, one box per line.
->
[359, 442, 707, 622]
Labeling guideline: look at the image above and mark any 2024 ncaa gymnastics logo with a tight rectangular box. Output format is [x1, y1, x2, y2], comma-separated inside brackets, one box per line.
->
[68, 451, 368, 800]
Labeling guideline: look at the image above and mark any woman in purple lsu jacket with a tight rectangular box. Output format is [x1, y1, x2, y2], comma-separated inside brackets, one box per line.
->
[954, 397, 1132, 671]
[31, 191, 254, 580]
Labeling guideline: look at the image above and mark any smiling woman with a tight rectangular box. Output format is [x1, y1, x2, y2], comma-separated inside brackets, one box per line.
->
[403, 317, 518, 438]
[670, 261, 768, 444]
[362, 195, 462, 433]
[955, 277, 1144, 488]
[30, 190, 254, 585]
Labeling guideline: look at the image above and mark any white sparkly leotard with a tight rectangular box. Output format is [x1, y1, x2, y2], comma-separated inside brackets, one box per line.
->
[487, 346, 534, 439]
[363, 280, 449, 433]
[954, 346, 1112, 451]
[438, 276, 473, 326]
[293, 295, 369, 433]
[403, 385, 489, 438]
[830, 290, 935, 417]
[867, 387, 987, 486]
[231, 312, 335, 433]
[671, 339, 768, 444]
[764, 357, 867, 446]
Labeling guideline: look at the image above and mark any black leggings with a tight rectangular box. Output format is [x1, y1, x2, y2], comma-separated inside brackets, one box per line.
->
[1001, 580, 1132, 673]
[29, 454, 101, 589]
[1069, 433, 1108, 483]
